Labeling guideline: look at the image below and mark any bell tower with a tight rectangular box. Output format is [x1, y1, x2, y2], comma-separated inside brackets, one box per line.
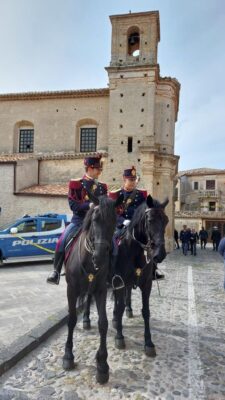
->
[105, 11, 180, 251]
[109, 11, 159, 67]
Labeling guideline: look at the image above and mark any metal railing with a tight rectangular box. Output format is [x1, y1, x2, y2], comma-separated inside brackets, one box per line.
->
[198, 190, 220, 198]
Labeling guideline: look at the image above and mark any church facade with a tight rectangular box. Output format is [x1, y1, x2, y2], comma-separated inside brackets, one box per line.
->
[0, 11, 180, 251]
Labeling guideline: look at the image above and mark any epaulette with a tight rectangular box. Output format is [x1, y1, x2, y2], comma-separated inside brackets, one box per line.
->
[69, 179, 82, 190]
[108, 188, 121, 200]
[98, 181, 107, 189]
[138, 189, 148, 199]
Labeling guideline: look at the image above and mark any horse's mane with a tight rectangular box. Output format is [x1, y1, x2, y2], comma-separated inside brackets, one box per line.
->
[82, 196, 115, 232]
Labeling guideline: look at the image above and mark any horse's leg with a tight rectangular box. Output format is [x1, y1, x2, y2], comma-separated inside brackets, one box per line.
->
[94, 289, 109, 384]
[125, 285, 134, 318]
[114, 288, 126, 349]
[112, 291, 117, 329]
[141, 283, 156, 357]
[83, 293, 92, 330]
[63, 284, 77, 370]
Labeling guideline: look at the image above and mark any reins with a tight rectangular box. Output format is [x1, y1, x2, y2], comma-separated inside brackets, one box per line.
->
[129, 208, 162, 295]
[78, 229, 111, 289]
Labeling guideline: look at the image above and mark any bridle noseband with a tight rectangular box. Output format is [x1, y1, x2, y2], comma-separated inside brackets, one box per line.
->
[131, 207, 165, 263]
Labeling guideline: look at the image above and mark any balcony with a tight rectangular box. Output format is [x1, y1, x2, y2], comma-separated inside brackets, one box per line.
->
[198, 190, 221, 199]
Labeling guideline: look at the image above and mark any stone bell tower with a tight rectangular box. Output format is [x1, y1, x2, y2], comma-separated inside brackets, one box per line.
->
[105, 11, 180, 251]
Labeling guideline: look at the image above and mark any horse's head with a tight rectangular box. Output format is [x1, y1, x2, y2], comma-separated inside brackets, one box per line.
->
[144, 195, 169, 263]
[83, 194, 123, 269]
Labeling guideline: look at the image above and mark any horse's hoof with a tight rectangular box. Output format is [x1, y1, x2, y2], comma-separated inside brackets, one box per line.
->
[126, 309, 134, 318]
[145, 345, 156, 357]
[63, 357, 75, 370]
[115, 337, 126, 349]
[96, 370, 109, 384]
[112, 319, 118, 330]
[83, 320, 91, 330]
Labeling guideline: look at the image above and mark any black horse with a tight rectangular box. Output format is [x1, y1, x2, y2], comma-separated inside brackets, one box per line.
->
[62, 194, 123, 384]
[113, 195, 169, 356]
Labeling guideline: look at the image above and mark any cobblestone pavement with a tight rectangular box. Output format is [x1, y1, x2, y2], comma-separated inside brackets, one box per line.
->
[0, 261, 67, 350]
[0, 247, 225, 400]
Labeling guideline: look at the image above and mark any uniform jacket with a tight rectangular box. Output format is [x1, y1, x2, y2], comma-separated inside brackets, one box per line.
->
[68, 176, 107, 224]
[109, 188, 147, 226]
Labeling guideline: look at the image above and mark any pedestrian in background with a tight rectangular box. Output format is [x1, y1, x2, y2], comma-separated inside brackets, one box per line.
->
[218, 236, 225, 290]
[180, 227, 190, 256]
[199, 227, 208, 249]
[190, 228, 199, 256]
[211, 227, 221, 251]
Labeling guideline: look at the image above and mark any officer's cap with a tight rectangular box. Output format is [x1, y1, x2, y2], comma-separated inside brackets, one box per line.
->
[123, 166, 137, 180]
[84, 154, 103, 169]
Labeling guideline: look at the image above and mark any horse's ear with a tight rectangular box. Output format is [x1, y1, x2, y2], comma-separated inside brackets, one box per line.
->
[146, 194, 154, 209]
[161, 197, 169, 208]
[115, 194, 124, 208]
[87, 190, 99, 205]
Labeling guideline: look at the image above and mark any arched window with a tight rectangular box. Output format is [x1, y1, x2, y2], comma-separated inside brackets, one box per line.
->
[127, 27, 140, 57]
[14, 121, 34, 153]
[76, 119, 98, 153]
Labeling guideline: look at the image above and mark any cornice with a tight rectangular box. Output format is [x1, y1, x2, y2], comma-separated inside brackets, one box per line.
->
[0, 88, 109, 102]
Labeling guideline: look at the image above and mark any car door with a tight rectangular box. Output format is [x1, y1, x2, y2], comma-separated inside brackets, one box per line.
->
[36, 217, 64, 255]
[6, 218, 38, 257]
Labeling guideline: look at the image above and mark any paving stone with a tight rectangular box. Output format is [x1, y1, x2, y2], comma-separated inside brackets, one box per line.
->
[0, 248, 225, 399]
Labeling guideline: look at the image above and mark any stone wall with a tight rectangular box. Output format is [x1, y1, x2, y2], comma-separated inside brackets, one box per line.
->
[0, 96, 109, 154]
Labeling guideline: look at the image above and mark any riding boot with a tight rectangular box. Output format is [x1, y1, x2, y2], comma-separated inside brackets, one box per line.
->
[111, 255, 124, 290]
[152, 262, 165, 280]
[46, 251, 65, 285]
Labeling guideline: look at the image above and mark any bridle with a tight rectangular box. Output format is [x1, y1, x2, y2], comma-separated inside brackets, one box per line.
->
[79, 206, 112, 272]
[131, 207, 165, 263]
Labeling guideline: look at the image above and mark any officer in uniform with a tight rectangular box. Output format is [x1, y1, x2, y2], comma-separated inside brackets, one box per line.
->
[47, 154, 107, 285]
[109, 166, 164, 283]
[109, 166, 147, 227]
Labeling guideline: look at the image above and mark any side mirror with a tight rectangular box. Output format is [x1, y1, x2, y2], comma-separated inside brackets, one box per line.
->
[10, 227, 18, 234]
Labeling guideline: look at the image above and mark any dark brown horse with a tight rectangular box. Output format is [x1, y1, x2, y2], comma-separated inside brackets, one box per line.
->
[113, 195, 169, 356]
[62, 194, 123, 384]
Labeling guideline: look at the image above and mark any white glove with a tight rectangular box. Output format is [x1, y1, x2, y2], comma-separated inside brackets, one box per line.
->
[89, 202, 94, 208]
[123, 219, 130, 227]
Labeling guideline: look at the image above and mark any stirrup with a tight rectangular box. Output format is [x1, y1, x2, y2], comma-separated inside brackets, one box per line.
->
[153, 269, 165, 281]
[112, 275, 125, 290]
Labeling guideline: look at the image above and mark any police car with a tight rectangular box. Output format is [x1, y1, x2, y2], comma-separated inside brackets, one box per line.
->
[0, 213, 71, 264]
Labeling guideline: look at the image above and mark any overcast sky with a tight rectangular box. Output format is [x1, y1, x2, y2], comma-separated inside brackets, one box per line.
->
[0, 0, 224, 171]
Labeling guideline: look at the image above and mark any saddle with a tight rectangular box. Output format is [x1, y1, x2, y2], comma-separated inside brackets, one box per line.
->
[65, 227, 82, 263]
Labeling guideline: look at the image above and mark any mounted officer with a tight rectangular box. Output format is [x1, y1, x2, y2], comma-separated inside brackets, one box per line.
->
[109, 166, 164, 286]
[47, 154, 107, 285]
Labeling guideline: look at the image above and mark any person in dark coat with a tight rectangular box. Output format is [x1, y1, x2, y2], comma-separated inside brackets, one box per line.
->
[199, 227, 208, 249]
[47, 154, 107, 285]
[218, 236, 225, 290]
[180, 227, 191, 256]
[190, 228, 199, 256]
[211, 227, 221, 251]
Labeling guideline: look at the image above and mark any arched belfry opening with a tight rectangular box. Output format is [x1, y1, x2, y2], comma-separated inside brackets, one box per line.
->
[127, 28, 140, 57]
